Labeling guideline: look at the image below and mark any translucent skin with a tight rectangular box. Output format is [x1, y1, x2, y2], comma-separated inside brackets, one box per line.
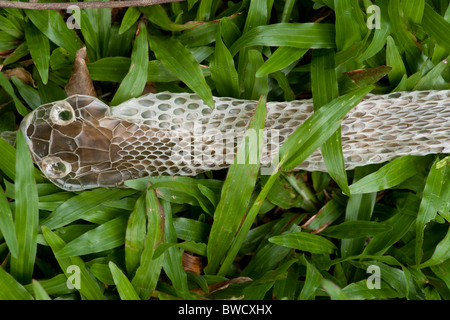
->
[20, 90, 450, 191]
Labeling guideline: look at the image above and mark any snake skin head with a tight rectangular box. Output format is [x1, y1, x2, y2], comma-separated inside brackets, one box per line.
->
[20, 95, 115, 191]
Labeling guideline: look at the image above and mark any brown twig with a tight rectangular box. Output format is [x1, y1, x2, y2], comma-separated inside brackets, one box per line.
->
[0, 0, 184, 10]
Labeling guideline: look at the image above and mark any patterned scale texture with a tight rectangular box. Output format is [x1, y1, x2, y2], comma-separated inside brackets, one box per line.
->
[20, 90, 450, 191]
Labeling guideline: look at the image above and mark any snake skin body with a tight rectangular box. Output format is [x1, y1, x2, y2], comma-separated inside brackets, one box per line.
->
[20, 90, 450, 191]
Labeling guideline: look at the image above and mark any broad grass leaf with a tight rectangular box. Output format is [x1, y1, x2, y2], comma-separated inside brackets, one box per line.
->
[131, 186, 165, 299]
[31, 280, 51, 300]
[311, 49, 349, 195]
[229, 23, 336, 56]
[148, 35, 214, 108]
[125, 193, 147, 276]
[320, 221, 392, 239]
[23, 22, 49, 84]
[41, 188, 136, 230]
[269, 232, 337, 254]
[0, 186, 19, 258]
[349, 155, 432, 194]
[109, 262, 141, 300]
[119, 7, 141, 34]
[0, 266, 33, 300]
[280, 85, 374, 171]
[55, 214, 129, 258]
[415, 156, 450, 264]
[25, 10, 81, 57]
[256, 47, 307, 77]
[210, 23, 240, 98]
[204, 96, 266, 275]
[111, 23, 148, 106]
[41, 226, 105, 300]
[0, 72, 29, 116]
[422, 3, 450, 52]
[10, 131, 39, 284]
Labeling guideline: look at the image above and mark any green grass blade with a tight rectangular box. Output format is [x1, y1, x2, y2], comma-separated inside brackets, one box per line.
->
[25, 10, 81, 57]
[111, 23, 148, 106]
[0, 71, 29, 116]
[298, 259, 323, 300]
[204, 95, 266, 275]
[125, 193, 147, 276]
[386, 36, 407, 86]
[41, 188, 135, 230]
[31, 280, 52, 300]
[109, 261, 141, 300]
[23, 22, 49, 85]
[320, 221, 392, 239]
[422, 3, 450, 52]
[243, 49, 269, 100]
[311, 48, 349, 195]
[41, 226, 105, 300]
[229, 23, 336, 56]
[280, 85, 374, 171]
[148, 35, 214, 108]
[256, 47, 307, 77]
[415, 156, 449, 264]
[349, 155, 431, 194]
[0, 266, 33, 300]
[131, 186, 165, 299]
[10, 130, 39, 284]
[418, 227, 450, 269]
[119, 7, 141, 34]
[269, 232, 337, 254]
[0, 186, 19, 258]
[55, 214, 129, 258]
[210, 22, 240, 98]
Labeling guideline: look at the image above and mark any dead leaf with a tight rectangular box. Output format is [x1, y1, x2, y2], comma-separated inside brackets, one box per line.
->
[65, 47, 96, 97]
[2, 67, 36, 87]
[182, 252, 204, 275]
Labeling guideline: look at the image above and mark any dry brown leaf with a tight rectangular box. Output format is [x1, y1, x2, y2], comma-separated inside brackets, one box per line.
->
[65, 47, 96, 97]
[2, 67, 36, 87]
[182, 252, 204, 275]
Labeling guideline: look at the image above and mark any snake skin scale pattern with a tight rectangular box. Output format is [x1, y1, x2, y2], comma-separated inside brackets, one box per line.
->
[19, 90, 450, 191]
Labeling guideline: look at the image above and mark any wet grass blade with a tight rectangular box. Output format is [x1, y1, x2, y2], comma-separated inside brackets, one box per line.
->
[109, 261, 141, 300]
[10, 131, 39, 284]
[111, 23, 148, 106]
[204, 95, 266, 275]
[148, 35, 214, 108]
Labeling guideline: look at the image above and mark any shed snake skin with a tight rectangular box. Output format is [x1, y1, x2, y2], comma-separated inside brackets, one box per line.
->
[18, 90, 450, 191]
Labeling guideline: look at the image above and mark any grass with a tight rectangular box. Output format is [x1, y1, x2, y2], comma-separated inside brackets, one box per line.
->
[0, 0, 449, 300]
